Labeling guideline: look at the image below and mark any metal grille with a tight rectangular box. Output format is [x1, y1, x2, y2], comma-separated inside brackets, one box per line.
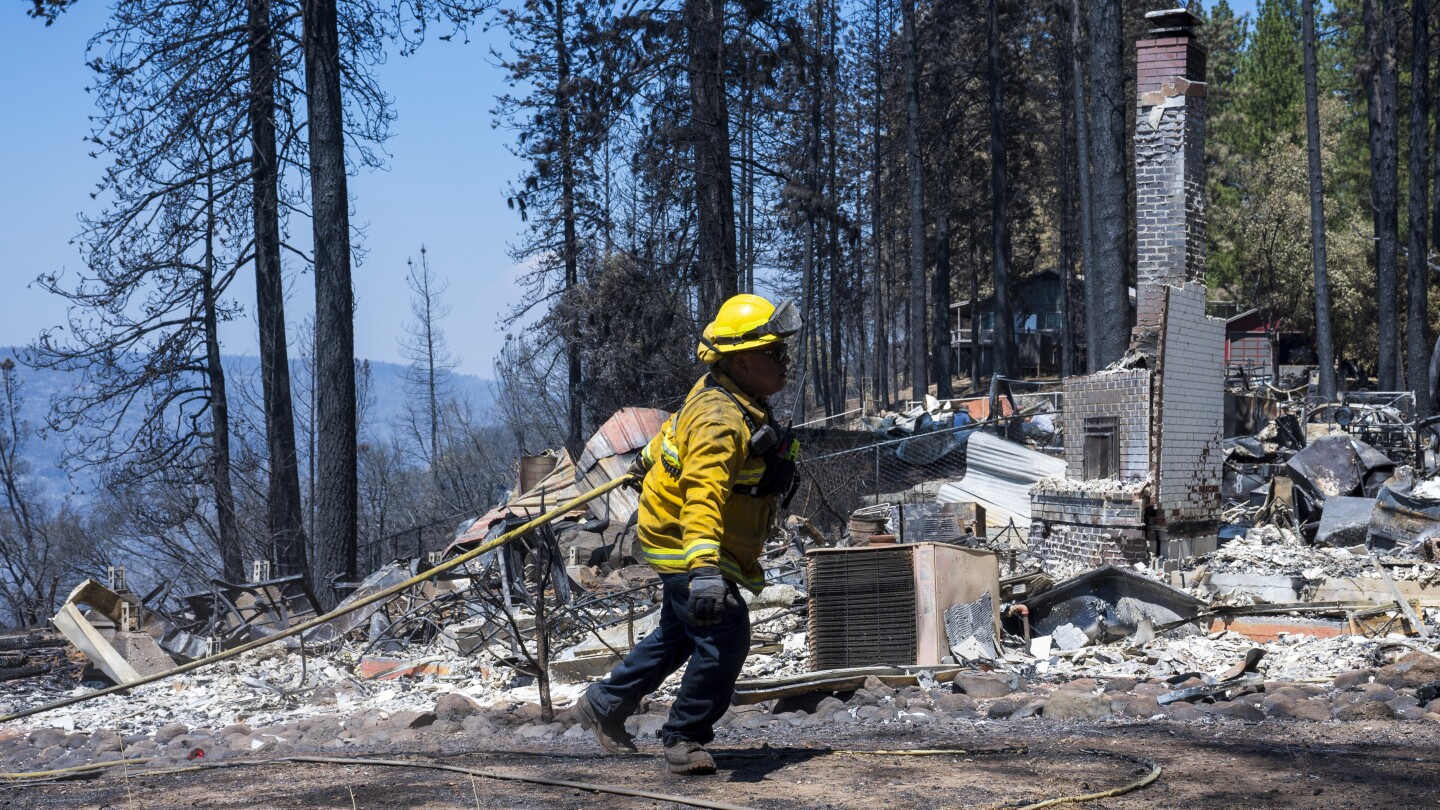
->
[1083, 416, 1119, 479]
[807, 546, 917, 669]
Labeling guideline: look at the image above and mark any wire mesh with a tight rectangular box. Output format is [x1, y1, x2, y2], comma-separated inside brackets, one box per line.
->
[788, 421, 980, 535]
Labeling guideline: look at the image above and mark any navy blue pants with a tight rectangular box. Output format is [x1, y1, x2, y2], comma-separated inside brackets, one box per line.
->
[586, 572, 751, 747]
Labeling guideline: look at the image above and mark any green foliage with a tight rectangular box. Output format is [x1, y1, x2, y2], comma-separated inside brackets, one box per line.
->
[1233, 0, 1305, 153]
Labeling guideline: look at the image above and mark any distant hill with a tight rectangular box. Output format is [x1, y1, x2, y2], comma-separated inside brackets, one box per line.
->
[0, 347, 496, 499]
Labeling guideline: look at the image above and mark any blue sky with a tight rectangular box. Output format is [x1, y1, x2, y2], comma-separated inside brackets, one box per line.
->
[0, 2, 1260, 377]
[0, 3, 529, 377]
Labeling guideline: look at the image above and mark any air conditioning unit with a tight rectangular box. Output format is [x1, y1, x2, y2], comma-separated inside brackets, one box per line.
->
[806, 542, 1001, 670]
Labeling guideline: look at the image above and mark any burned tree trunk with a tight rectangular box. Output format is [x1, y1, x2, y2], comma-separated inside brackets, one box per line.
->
[304, 0, 358, 602]
[201, 169, 242, 582]
[1303, 0, 1337, 401]
[1086, 0, 1130, 371]
[686, 0, 738, 314]
[248, 0, 309, 579]
[1407, 0, 1431, 415]
[1364, 0, 1402, 390]
[987, 0, 1016, 379]
[902, 0, 927, 399]
[932, 200, 953, 398]
[1071, 0, 1096, 374]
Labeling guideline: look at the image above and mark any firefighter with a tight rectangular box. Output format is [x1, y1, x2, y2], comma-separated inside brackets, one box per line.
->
[575, 293, 802, 775]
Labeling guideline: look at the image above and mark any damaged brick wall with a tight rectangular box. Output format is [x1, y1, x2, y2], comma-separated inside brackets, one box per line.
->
[1134, 11, 1207, 332]
[1062, 370, 1152, 481]
[1152, 283, 1225, 532]
[1030, 488, 1149, 566]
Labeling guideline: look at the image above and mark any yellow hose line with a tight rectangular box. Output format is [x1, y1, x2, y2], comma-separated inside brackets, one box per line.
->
[0, 747, 1158, 810]
[1009, 757, 1162, 810]
[0, 756, 156, 779]
[0, 475, 634, 725]
[2, 753, 759, 810]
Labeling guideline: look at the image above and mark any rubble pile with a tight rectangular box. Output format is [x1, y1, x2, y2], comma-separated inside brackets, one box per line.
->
[7, 393, 1440, 780]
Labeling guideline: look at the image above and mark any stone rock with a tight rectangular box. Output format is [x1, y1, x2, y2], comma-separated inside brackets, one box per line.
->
[27, 728, 66, 749]
[61, 732, 89, 749]
[814, 696, 846, 716]
[1388, 695, 1420, 712]
[1043, 689, 1109, 721]
[734, 713, 775, 730]
[1395, 705, 1427, 721]
[1111, 695, 1162, 718]
[1129, 683, 1168, 701]
[952, 673, 1014, 699]
[628, 712, 667, 739]
[1210, 701, 1265, 723]
[387, 711, 437, 730]
[89, 730, 123, 753]
[435, 693, 483, 723]
[931, 692, 977, 713]
[1102, 678, 1137, 693]
[1375, 652, 1440, 688]
[1163, 703, 1207, 721]
[226, 734, 255, 752]
[1357, 684, 1398, 703]
[1334, 700, 1395, 721]
[1426, 698, 1440, 715]
[1263, 696, 1332, 722]
[855, 705, 897, 722]
[461, 715, 496, 735]
[985, 698, 1026, 719]
[517, 723, 561, 740]
[848, 688, 880, 707]
[771, 691, 838, 715]
[219, 724, 252, 738]
[861, 676, 895, 698]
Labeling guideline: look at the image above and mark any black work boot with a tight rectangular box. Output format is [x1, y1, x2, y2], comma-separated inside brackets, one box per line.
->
[663, 740, 716, 775]
[574, 691, 637, 753]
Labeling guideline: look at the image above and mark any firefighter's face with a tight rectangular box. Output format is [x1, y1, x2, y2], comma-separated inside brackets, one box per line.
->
[727, 343, 790, 398]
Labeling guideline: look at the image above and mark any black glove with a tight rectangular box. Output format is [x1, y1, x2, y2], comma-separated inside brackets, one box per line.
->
[686, 566, 727, 626]
[623, 453, 649, 492]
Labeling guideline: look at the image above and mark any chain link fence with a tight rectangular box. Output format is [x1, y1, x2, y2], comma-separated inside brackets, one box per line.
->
[788, 421, 980, 535]
[355, 508, 483, 574]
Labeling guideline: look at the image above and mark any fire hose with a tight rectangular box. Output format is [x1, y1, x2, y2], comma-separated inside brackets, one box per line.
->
[0, 473, 637, 725]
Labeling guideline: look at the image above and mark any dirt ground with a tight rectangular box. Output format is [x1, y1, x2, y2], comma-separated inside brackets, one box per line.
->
[8, 717, 1440, 810]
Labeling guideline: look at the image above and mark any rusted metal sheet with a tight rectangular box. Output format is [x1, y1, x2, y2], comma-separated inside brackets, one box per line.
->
[1207, 615, 1350, 642]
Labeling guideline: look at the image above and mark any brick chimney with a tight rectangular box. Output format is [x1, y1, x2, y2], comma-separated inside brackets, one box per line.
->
[1134, 9, 1207, 331]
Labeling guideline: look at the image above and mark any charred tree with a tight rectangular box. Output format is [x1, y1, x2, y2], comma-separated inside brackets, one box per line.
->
[1407, 0, 1431, 415]
[1086, 0, 1130, 370]
[1364, 0, 1402, 390]
[987, 0, 1016, 379]
[303, 0, 357, 600]
[686, 0, 739, 314]
[249, 0, 309, 578]
[1303, 0, 1337, 400]
[902, 0, 927, 399]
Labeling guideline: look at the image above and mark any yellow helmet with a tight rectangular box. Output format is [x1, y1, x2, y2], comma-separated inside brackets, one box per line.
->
[696, 294, 803, 364]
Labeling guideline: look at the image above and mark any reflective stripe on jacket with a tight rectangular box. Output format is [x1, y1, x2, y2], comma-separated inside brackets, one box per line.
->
[636, 370, 773, 593]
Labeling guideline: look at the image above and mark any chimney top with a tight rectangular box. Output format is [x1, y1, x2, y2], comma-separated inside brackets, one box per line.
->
[1144, 8, 1204, 37]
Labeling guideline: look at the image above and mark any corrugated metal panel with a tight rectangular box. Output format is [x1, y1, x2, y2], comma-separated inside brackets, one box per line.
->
[576, 408, 669, 525]
[450, 408, 669, 553]
[576, 407, 668, 473]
